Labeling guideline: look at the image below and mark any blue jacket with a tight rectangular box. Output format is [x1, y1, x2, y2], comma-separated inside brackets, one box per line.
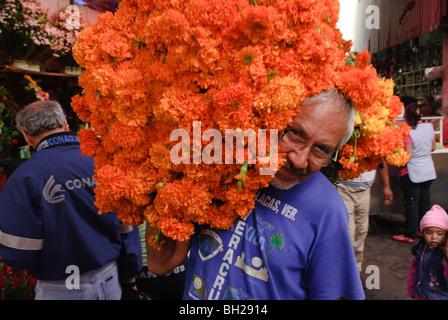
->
[0, 132, 141, 281]
[409, 242, 448, 300]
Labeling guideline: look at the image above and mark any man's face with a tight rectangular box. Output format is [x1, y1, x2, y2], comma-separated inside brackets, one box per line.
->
[270, 96, 348, 190]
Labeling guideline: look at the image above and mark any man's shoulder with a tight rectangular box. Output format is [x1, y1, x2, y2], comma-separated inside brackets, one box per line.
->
[297, 172, 348, 221]
[36, 144, 94, 166]
[6, 147, 94, 185]
[415, 122, 435, 133]
[5, 155, 44, 180]
[303, 171, 341, 198]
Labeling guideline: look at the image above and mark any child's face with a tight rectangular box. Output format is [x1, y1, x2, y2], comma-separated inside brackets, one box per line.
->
[423, 227, 447, 248]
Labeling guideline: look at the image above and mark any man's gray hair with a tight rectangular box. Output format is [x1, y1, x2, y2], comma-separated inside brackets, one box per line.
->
[301, 88, 355, 149]
[16, 101, 66, 137]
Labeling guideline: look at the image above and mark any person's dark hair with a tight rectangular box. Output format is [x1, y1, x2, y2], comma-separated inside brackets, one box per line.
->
[404, 103, 421, 129]
[399, 95, 417, 107]
[15, 101, 66, 137]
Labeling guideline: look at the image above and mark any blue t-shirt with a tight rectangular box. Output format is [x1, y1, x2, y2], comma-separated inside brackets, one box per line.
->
[184, 171, 365, 300]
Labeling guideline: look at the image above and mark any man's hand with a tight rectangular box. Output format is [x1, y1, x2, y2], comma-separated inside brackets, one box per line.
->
[146, 223, 191, 276]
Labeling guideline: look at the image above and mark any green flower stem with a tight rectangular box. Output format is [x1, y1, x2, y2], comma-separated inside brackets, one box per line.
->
[237, 160, 249, 192]
[156, 179, 168, 189]
[349, 129, 361, 163]
[154, 230, 162, 244]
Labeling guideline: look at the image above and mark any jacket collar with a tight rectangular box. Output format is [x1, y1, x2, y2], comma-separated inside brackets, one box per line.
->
[35, 132, 79, 152]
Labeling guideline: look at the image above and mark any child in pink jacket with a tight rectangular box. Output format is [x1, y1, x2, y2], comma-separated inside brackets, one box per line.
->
[407, 205, 448, 300]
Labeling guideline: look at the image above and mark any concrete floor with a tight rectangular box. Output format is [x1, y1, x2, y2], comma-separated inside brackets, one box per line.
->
[361, 214, 416, 300]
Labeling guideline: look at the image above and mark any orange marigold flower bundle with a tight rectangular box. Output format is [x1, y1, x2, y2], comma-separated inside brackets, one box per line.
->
[71, 0, 408, 243]
[336, 51, 411, 180]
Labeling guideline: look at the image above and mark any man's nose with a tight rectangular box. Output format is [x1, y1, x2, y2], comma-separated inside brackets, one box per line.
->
[286, 147, 310, 169]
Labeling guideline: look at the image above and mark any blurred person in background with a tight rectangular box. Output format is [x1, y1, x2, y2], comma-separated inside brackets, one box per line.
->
[0, 100, 141, 300]
[393, 104, 436, 243]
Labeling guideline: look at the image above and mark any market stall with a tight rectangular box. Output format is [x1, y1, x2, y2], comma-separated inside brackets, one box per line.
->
[351, 0, 448, 216]
[0, 0, 97, 164]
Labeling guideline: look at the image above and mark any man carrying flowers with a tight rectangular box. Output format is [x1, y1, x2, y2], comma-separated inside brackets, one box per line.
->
[146, 88, 365, 300]
[70, 0, 411, 300]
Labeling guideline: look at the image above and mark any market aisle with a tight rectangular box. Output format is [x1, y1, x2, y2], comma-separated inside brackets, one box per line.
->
[361, 214, 415, 300]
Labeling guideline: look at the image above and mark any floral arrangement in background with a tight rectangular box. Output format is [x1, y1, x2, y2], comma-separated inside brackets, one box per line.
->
[0, 74, 50, 159]
[0, 85, 20, 157]
[0, 0, 88, 64]
[24, 74, 50, 101]
[0, 256, 36, 300]
[72, 0, 410, 245]
[51, 6, 89, 67]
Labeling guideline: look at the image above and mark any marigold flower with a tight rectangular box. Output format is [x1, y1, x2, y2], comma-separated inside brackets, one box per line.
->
[159, 217, 195, 242]
[386, 149, 411, 167]
[94, 164, 126, 198]
[109, 121, 145, 149]
[71, 95, 91, 123]
[78, 128, 99, 157]
[72, 0, 409, 244]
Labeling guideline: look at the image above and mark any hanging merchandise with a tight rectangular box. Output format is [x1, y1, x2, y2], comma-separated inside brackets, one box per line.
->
[0, 0, 88, 69]
[71, 0, 411, 245]
[424, 66, 443, 80]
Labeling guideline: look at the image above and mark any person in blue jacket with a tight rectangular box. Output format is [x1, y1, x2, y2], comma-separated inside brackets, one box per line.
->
[0, 100, 142, 300]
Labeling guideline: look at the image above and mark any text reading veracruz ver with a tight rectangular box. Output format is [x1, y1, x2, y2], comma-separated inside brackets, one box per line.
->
[170, 121, 279, 175]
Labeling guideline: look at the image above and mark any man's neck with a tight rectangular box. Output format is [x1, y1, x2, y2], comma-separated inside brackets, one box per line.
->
[28, 129, 67, 149]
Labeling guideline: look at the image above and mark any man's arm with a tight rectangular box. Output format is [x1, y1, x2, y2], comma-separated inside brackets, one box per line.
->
[377, 159, 393, 206]
[404, 138, 413, 157]
[145, 223, 191, 276]
[116, 224, 142, 287]
[0, 176, 43, 270]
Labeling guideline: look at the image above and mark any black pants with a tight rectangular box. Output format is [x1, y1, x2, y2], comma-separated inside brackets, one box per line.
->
[399, 174, 434, 239]
[136, 262, 187, 300]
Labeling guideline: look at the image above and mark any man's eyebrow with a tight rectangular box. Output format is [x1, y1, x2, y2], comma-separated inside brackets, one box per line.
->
[315, 143, 334, 154]
[286, 125, 306, 136]
[287, 125, 334, 153]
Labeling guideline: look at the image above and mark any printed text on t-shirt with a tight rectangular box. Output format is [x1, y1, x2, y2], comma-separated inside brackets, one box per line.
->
[255, 191, 297, 221]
